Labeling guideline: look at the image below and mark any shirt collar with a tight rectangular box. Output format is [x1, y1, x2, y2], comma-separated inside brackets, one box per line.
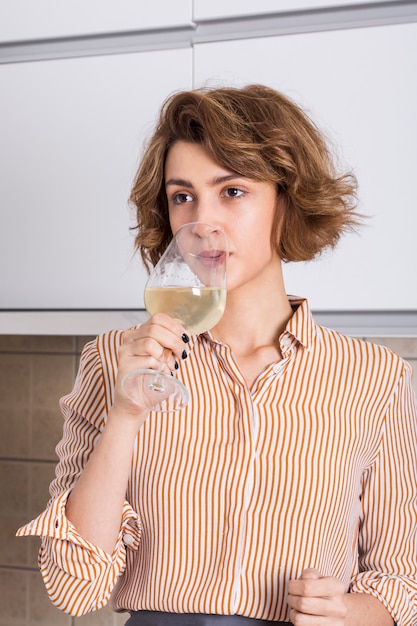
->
[284, 295, 317, 351]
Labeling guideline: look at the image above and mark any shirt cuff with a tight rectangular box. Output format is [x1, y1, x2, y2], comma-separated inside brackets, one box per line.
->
[16, 489, 142, 562]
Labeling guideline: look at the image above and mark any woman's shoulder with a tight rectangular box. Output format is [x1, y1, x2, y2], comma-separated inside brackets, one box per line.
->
[71, 328, 128, 385]
[78, 327, 128, 365]
[313, 326, 414, 410]
[315, 323, 407, 370]
[60, 328, 130, 428]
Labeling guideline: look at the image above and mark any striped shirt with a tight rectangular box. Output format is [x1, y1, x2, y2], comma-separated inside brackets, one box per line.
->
[17, 298, 417, 624]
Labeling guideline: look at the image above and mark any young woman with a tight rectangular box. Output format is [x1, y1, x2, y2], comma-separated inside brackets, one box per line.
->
[18, 85, 416, 626]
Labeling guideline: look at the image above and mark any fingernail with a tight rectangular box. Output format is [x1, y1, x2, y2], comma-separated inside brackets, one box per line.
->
[182, 333, 190, 343]
[174, 361, 179, 370]
[181, 350, 187, 360]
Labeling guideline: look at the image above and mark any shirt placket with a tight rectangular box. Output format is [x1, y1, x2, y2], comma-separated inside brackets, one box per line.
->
[226, 336, 296, 614]
[231, 397, 260, 613]
[214, 343, 260, 613]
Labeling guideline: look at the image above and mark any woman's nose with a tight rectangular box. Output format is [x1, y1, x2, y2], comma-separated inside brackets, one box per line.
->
[191, 221, 218, 238]
[191, 196, 219, 226]
[188, 222, 228, 254]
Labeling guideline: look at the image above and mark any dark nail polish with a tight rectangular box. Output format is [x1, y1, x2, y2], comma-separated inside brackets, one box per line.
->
[174, 361, 179, 370]
[181, 350, 187, 360]
[182, 333, 190, 343]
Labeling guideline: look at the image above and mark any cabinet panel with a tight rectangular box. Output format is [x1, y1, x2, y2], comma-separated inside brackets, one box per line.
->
[0, 49, 192, 309]
[194, 22, 417, 310]
[0, 0, 192, 42]
[194, 0, 393, 21]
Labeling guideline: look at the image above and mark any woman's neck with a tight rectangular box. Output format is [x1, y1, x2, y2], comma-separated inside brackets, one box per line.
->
[212, 278, 293, 356]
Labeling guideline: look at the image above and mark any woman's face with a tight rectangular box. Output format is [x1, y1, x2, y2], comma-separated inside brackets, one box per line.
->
[164, 141, 282, 294]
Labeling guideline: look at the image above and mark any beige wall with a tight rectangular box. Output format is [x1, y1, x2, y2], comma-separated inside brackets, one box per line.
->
[0, 335, 126, 626]
[1, 334, 416, 626]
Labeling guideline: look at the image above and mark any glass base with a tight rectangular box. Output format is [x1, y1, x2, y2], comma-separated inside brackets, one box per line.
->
[122, 369, 190, 412]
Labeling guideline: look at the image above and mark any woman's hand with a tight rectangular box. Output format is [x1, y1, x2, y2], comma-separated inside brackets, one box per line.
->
[113, 313, 189, 417]
[287, 568, 347, 625]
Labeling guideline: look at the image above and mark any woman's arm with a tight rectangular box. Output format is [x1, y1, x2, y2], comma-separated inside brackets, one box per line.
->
[66, 315, 189, 553]
[65, 404, 146, 553]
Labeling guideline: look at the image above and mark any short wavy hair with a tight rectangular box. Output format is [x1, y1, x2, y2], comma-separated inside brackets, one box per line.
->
[130, 84, 360, 269]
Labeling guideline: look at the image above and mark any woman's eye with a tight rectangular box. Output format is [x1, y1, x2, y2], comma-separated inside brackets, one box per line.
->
[224, 187, 244, 198]
[172, 192, 193, 205]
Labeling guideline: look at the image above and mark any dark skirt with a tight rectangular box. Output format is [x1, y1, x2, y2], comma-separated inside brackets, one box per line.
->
[125, 611, 292, 625]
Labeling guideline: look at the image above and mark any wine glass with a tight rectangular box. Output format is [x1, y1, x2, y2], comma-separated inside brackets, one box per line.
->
[122, 222, 228, 412]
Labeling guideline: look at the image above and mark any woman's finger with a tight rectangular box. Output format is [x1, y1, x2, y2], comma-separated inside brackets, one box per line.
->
[287, 570, 347, 623]
[122, 316, 189, 363]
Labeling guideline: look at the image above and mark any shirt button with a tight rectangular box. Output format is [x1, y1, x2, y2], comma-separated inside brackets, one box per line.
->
[123, 533, 134, 546]
[282, 337, 291, 348]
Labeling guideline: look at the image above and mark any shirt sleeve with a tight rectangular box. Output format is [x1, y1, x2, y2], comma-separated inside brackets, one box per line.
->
[350, 360, 417, 626]
[16, 332, 143, 616]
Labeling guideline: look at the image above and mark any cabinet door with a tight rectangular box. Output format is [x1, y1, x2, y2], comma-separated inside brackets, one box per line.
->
[0, 49, 191, 309]
[194, 0, 394, 20]
[194, 22, 417, 310]
[0, 0, 192, 42]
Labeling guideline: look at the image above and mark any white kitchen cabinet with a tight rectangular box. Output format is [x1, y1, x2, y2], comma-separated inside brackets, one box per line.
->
[0, 0, 192, 42]
[194, 0, 397, 21]
[194, 21, 417, 311]
[0, 48, 192, 309]
[1, 2, 416, 333]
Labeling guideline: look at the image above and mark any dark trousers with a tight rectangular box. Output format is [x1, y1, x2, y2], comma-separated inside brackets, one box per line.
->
[125, 611, 292, 625]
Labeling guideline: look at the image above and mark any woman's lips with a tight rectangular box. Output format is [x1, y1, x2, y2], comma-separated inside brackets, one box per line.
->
[197, 249, 228, 267]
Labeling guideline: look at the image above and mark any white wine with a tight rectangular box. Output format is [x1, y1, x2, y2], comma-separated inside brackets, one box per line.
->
[144, 286, 226, 334]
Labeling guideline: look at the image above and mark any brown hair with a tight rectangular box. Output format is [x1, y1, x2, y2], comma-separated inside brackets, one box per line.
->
[130, 84, 360, 269]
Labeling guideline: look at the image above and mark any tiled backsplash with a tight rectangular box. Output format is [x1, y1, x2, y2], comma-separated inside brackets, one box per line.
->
[1, 334, 416, 626]
[0, 336, 126, 626]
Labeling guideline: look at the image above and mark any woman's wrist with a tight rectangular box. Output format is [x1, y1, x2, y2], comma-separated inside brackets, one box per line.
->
[343, 592, 395, 626]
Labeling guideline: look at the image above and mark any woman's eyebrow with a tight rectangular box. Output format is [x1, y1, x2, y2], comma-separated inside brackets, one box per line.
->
[165, 178, 192, 188]
[165, 174, 242, 188]
[210, 174, 242, 186]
